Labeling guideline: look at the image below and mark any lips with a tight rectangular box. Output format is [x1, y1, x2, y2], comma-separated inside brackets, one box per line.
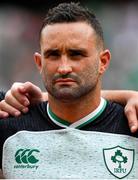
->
[54, 78, 76, 84]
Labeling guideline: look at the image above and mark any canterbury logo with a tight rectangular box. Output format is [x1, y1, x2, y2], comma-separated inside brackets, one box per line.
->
[15, 149, 40, 164]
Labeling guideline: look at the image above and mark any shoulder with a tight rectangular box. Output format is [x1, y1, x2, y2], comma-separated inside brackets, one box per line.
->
[107, 100, 124, 111]
[0, 101, 49, 153]
[107, 101, 138, 137]
[0, 101, 48, 130]
[98, 101, 130, 133]
[30, 101, 48, 114]
[103, 100, 125, 120]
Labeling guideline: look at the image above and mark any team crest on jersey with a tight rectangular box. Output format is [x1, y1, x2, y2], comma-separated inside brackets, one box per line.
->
[103, 146, 135, 179]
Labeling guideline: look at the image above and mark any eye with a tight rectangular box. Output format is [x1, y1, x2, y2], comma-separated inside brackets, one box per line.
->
[44, 50, 60, 59]
[70, 50, 83, 57]
[69, 50, 87, 60]
[49, 51, 60, 58]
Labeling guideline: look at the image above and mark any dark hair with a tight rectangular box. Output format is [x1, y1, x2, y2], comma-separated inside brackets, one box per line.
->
[40, 2, 104, 48]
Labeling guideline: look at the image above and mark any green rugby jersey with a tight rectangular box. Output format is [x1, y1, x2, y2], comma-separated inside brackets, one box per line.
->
[0, 98, 138, 179]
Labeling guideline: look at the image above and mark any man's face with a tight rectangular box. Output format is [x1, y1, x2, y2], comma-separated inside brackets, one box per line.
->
[35, 22, 110, 102]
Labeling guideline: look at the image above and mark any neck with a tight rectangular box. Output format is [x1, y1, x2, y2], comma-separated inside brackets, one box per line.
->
[48, 86, 101, 123]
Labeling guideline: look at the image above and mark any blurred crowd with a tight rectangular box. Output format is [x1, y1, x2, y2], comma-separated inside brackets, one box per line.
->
[0, 5, 43, 91]
[0, 1, 138, 92]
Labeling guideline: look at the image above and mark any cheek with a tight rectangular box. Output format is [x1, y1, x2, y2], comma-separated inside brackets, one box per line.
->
[41, 61, 55, 75]
[81, 60, 99, 79]
[41, 62, 57, 83]
[41, 63, 48, 80]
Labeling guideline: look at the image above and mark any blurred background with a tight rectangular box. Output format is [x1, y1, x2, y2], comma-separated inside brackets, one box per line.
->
[0, 0, 138, 92]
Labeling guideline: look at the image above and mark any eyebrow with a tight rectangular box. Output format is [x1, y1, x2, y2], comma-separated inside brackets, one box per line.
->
[68, 48, 87, 54]
[43, 48, 59, 57]
[43, 48, 88, 57]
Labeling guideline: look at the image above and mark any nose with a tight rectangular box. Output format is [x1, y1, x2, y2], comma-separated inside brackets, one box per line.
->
[57, 55, 72, 75]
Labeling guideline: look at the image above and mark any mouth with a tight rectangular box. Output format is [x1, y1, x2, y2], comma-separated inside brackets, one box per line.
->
[54, 78, 76, 85]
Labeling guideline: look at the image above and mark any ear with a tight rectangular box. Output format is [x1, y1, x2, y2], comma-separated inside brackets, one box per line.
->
[99, 49, 111, 75]
[34, 52, 42, 73]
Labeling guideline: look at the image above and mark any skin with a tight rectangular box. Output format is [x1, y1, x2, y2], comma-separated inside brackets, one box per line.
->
[34, 22, 110, 123]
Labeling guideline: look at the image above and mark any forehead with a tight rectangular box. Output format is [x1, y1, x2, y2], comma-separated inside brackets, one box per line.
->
[40, 22, 97, 50]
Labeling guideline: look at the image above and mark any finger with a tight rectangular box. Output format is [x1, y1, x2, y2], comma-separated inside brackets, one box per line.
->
[8, 88, 30, 107]
[5, 91, 28, 112]
[125, 106, 138, 133]
[10, 82, 30, 106]
[18, 82, 43, 105]
[0, 100, 21, 117]
[0, 110, 9, 118]
[19, 81, 42, 98]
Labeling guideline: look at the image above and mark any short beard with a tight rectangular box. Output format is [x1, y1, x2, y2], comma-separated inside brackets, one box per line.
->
[45, 80, 98, 103]
[43, 63, 99, 102]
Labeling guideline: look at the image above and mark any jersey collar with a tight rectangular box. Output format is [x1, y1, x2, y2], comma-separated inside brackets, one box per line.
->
[47, 97, 107, 129]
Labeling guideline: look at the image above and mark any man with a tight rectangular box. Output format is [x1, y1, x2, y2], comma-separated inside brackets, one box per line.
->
[0, 3, 138, 179]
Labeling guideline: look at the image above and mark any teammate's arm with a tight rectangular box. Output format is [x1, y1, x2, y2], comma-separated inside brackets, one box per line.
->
[0, 82, 138, 132]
